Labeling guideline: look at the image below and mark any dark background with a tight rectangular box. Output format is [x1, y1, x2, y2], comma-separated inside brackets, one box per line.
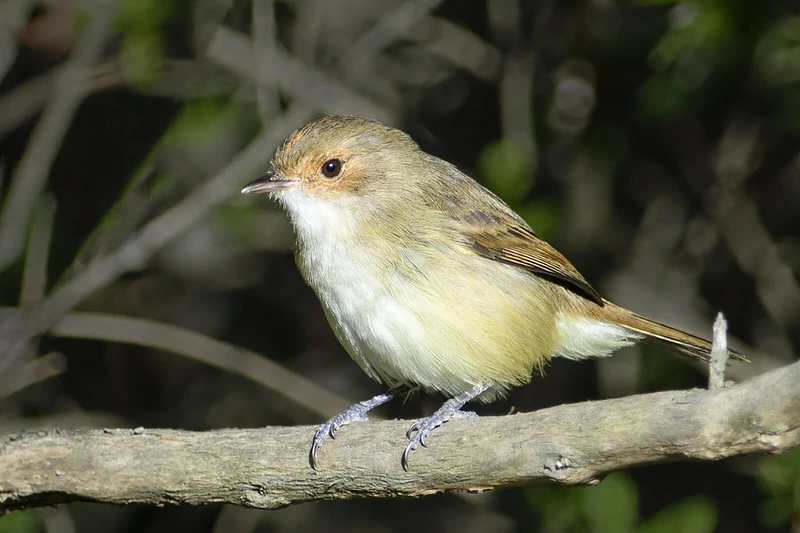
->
[0, 0, 799, 531]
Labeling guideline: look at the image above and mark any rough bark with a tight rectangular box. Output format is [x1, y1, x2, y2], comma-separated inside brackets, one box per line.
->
[1, 360, 798, 512]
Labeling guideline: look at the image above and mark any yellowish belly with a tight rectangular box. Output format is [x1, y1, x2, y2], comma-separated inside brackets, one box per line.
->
[304, 240, 560, 401]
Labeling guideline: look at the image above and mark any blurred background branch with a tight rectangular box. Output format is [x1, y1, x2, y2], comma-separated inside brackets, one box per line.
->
[0, 2, 114, 271]
[0, 308, 354, 418]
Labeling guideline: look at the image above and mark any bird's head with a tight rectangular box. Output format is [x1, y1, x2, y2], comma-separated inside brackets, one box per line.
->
[242, 115, 422, 203]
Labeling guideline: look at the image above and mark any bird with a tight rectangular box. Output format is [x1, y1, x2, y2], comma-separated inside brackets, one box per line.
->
[241, 114, 746, 470]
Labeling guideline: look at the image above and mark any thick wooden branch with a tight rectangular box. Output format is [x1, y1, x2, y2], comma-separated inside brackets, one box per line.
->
[1, 360, 798, 512]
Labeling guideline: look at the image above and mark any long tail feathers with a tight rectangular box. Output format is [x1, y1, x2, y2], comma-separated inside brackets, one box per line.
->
[602, 300, 749, 363]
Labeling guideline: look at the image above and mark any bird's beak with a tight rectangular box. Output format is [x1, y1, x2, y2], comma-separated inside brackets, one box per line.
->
[241, 171, 298, 194]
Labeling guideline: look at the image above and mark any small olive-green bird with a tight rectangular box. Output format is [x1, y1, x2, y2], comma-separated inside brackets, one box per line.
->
[242, 115, 746, 469]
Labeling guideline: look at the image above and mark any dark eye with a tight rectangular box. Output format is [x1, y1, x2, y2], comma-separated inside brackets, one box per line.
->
[321, 158, 342, 178]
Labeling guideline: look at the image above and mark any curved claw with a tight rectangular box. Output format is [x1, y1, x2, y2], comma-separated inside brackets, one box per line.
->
[309, 442, 320, 470]
[402, 419, 438, 470]
[308, 391, 399, 469]
[400, 387, 486, 470]
[401, 439, 417, 471]
[310, 416, 353, 469]
[310, 421, 338, 470]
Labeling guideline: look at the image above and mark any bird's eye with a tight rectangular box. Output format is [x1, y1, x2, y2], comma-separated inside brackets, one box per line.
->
[320, 158, 342, 179]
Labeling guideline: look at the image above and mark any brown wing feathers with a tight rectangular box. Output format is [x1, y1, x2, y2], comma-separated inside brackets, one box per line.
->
[434, 172, 749, 363]
[466, 222, 604, 305]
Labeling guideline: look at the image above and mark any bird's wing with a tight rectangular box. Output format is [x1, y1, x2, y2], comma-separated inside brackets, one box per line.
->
[429, 166, 603, 305]
[462, 218, 603, 305]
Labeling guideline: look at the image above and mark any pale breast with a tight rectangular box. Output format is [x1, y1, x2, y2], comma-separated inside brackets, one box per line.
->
[301, 238, 561, 398]
[282, 192, 425, 383]
[282, 191, 563, 400]
[303, 240, 423, 383]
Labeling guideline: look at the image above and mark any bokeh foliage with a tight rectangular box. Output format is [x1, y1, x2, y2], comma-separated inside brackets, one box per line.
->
[0, 0, 798, 531]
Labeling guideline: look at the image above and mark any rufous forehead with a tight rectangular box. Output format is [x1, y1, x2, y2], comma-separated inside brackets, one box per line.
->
[281, 123, 315, 154]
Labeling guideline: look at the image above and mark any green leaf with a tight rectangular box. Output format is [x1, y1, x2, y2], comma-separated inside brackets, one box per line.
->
[758, 497, 792, 528]
[635, 75, 690, 121]
[117, 0, 176, 30]
[755, 17, 800, 86]
[166, 100, 254, 148]
[515, 198, 560, 241]
[639, 496, 717, 533]
[648, 3, 733, 71]
[0, 509, 41, 533]
[580, 472, 639, 533]
[476, 139, 534, 205]
[523, 484, 585, 532]
[119, 30, 164, 87]
[752, 447, 800, 528]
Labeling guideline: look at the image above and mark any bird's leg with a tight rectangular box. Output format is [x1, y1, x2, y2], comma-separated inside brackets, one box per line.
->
[402, 383, 490, 470]
[310, 390, 398, 469]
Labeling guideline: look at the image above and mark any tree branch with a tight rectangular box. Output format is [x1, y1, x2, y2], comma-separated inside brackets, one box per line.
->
[2, 360, 798, 512]
[0, 4, 114, 272]
[0, 107, 310, 376]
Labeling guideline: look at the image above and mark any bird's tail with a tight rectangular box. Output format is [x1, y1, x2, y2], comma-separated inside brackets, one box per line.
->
[601, 300, 749, 363]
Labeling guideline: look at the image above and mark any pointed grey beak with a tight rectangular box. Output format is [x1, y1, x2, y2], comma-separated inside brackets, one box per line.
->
[241, 171, 297, 194]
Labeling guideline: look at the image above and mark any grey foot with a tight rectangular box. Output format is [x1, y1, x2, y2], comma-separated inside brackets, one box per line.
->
[403, 409, 477, 470]
[401, 383, 489, 471]
[309, 391, 395, 469]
